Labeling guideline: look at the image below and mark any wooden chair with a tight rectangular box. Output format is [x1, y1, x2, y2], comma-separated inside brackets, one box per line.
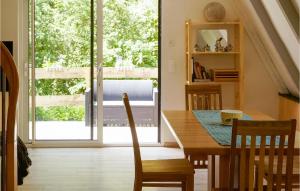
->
[123, 93, 194, 191]
[1, 42, 19, 190]
[214, 119, 296, 191]
[185, 83, 222, 111]
[185, 83, 222, 187]
[254, 151, 299, 189]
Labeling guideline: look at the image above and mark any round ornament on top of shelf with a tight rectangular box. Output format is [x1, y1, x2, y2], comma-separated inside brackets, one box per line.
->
[203, 2, 226, 22]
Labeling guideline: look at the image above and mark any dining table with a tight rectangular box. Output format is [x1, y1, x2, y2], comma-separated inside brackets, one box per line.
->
[161, 110, 300, 190]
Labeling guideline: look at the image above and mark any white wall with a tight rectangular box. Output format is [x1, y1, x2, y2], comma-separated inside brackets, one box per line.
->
[161, 0, 279, 142]
[1, 0, 18, 62]
[243, 33, 279, 116]
[1, 0, 27, 137]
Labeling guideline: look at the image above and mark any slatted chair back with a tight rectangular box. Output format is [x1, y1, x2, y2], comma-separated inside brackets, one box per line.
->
[185, 84, 222, 110]
[122, 93, 143, 186]
[229, 119, 296, 191]
[1, 42, 19, 191]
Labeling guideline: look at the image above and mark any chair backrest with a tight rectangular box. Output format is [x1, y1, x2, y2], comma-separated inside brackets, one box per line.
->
[1, 42, 19, 190]
[122, 93, 143, 180]
[229, 119, 296, 191]
[185, 84, 222, 110]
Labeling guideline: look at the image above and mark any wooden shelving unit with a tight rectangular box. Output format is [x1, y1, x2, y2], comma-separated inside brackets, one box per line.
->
[185, 20, 244, 109]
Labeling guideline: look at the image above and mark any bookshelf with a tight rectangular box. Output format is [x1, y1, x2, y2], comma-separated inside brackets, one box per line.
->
[185, 20, 244, 108]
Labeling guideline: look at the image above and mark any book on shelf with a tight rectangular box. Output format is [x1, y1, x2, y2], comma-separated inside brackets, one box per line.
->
[194, 61, 202, 79]
[191, 58, 211, 82]
[210, 69, 239, 82]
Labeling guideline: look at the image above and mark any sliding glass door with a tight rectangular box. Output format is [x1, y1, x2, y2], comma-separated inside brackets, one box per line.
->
[26, 0, 160, 145]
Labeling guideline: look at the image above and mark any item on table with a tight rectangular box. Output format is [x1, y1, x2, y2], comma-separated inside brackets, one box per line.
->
[220, 109, 243, 125]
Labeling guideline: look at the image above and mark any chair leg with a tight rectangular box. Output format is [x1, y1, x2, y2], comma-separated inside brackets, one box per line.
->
[212, 155, 215, 188]
[133, 184, 142, 191]
[185, 154, 189, 159]
[254, 165, 258, 189]
[133, 179, 142, 191]
[186, 175, 194, 191]
[182, 180, 186, 191]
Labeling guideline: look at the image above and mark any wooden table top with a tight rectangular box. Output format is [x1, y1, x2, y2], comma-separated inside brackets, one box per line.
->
[162, 110, 300, 156]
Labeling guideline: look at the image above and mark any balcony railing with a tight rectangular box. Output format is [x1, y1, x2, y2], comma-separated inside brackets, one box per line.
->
[32, 67, 158, 107]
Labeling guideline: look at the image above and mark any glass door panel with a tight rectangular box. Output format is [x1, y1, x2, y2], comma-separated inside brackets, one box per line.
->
[102, 0, 159, 144]
[29, 0, 96, 141]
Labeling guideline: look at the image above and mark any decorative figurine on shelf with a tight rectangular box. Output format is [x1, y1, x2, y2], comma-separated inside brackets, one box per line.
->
[204, 44, 211, 52]
[225, 44, 233, 52]
[215, 37, 224, 52]
[194, 43, 200, 52]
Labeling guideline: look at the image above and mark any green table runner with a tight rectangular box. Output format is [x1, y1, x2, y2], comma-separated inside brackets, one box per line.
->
[193, 110, 252, 146]
[193, 110, 283, 146]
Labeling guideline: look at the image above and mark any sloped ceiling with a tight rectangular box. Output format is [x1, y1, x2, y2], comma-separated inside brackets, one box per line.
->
[230, 0, 299, 98]
[278, 0, 299, 38]
[261, 0, 299, 71]
[292, 0, 300, 14]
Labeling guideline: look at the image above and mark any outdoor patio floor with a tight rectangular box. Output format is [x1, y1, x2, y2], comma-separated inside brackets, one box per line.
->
[30, 121, 158, 144]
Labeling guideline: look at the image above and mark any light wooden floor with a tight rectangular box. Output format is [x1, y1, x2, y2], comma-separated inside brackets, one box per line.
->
[19, 147, 208, 191]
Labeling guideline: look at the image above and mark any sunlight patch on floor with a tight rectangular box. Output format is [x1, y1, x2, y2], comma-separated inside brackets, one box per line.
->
[29, 121, 158, 143]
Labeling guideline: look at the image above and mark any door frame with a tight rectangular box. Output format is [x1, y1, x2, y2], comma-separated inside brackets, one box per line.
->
[21, 0, 161, 147]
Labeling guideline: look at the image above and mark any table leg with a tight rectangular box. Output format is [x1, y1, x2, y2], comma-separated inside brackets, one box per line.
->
[186, 174, 194, 191]
[212, 155, 215, 188]
[208, 156, 211, 190]
[219, 154, 230, 188]
[211, 154, 251, 190]
[208, 154, 231, 190]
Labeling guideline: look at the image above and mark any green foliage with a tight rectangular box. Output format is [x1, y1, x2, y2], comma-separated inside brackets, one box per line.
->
[36, 106, 85, 121]
[35, 0, 158, 69]
[103, 0, 158, 68]
[35, 0, 91, 68]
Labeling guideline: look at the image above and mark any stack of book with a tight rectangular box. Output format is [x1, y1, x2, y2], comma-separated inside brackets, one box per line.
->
[211, 69, 239, 82]
[192, 58, 211, 82]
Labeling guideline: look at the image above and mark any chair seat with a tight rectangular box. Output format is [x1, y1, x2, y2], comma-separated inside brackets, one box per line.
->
[142, 159, 194, 180]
